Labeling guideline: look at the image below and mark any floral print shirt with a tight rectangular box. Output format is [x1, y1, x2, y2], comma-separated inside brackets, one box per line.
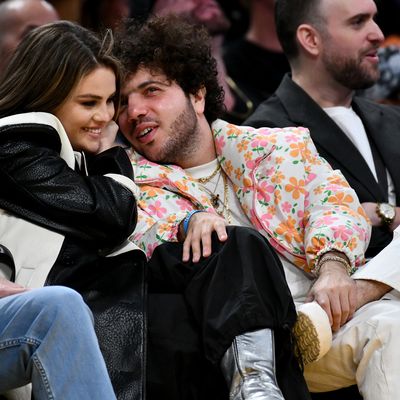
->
[129, 119, 370, 274]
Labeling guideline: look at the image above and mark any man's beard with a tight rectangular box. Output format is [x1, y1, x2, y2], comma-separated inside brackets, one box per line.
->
[322, 49, 380, 90]
[154, 98, 201, 165]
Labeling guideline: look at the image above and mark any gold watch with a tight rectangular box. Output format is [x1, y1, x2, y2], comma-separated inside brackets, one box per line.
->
[376, 203, 396, 226]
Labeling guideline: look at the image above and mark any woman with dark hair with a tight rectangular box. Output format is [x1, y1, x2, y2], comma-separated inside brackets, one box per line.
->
[0, 21, 145, 399]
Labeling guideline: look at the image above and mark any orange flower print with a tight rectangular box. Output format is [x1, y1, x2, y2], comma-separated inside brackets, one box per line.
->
[267, 205, 276, 215]
[243, 177, 253, 188]
[274, 190, 282, 205]
[175, 180, 189, 193]
[227, 124, 241, 137]
[313, 235, 326, 247]
[271, 170, 285, 184]
[276, 216, 303, 244]
[224, 160, 234, 175]
[167, 214, 178, 223]
[237, 141, 249, 152]
[234, 167, 243, 180]
[289, 142, 305, 158]
[327, 192, 354, 206]
[145, 186, 164, 198]
[289, 142, 311, 160]
[347, 237, 357, 251]
[306, 236, 326, 258]
[159, 223, 170, 234]
[285, 177, 306, 199]
[244, 151, 253, 162]
[313, 186, 324, 195]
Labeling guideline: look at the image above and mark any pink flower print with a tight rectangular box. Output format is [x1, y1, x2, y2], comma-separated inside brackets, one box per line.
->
[314, 215, 339, 228]
[285, 134, 300, 143]
[176, 198, 193, 211]
[353, 224, 368, 241]
[246, 159, 257, 169]
[148, 200, 167, 218]
[146, 242, 158, 258]
[333, 225, 353, 241]
[305, 172, 317, 184]
[252, 137, 269, 149]
[214, 136, 226, 153]
[260, 212, 273, 225]
[281, 201, 292, 213]
[257, 181, 274, 202]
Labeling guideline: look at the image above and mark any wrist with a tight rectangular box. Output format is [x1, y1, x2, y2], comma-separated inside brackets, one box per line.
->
[314, 252, 353, 277]
[182, 210, 205, 236]
[376, 203, 396, 228]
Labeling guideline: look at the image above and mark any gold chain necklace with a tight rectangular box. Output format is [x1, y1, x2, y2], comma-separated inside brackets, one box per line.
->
[196, 164, 221, 184]
[197, 168, 232, 224]
[221, 172, 232, 224]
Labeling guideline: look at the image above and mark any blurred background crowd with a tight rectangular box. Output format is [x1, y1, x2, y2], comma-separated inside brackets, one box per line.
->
[2, 0, 400, 125]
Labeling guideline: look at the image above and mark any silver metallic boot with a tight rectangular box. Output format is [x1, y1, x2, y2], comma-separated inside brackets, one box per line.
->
[221, 328, 285, 400]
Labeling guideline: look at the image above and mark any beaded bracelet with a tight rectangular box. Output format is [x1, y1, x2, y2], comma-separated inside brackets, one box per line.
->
[314, 255, 353, 277]
[183, 210, 205, 235]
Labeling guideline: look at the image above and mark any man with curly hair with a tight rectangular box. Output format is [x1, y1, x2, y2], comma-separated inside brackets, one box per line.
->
[115, 15, 397, 400]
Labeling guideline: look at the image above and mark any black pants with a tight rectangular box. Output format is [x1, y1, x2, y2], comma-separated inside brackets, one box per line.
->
[147, 226, 311, 400]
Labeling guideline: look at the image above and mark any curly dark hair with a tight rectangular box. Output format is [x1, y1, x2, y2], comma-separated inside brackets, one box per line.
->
[114, 14, 225, 123]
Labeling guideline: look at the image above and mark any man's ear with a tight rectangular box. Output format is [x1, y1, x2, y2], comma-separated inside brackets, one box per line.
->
[190, 86, 207, 114]
[296, 23, 322, 57]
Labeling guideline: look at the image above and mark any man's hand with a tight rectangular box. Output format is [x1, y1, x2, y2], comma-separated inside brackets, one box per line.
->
[362, 202, 400, 231]
[0, 278, 28, 298]
[181, 212, 228, 263]
[306, 260, 357, 332]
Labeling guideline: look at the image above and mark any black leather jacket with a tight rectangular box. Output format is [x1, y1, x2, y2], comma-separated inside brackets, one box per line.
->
[0, 121, 137, 247]
[0, 114, 146, 399]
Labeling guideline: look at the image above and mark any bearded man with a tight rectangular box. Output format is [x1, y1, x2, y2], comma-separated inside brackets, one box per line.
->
[246, 0, 400, 261]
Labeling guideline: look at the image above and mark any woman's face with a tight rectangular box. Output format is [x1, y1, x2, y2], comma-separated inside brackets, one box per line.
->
[53, 66, 116, 154]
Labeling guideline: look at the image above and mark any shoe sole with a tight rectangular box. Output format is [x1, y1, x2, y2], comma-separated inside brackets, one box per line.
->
[293, 303, 332, 365]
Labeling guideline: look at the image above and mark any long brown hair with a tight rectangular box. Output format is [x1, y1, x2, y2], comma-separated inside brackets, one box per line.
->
[0, 20, 121, 118]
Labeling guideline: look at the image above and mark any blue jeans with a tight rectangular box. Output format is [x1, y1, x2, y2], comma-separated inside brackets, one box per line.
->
[0, 286, 117, 399]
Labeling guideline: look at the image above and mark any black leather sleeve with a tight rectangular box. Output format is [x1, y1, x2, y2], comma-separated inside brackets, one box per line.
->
[86, 146, 134, 180]
[0, 124, 137, 248]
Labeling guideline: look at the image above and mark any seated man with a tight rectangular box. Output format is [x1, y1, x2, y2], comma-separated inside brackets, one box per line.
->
[115, 15, 399, 400]
[0, 245, 116, 399]
[245, 0, 400, 261]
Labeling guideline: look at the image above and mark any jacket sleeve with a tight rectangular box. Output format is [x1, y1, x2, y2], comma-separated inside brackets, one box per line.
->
[298, 132, 371, 271]
[131, 184, 195, 259]
[0, 125, 137, 248]
[215, 122, 371, 273]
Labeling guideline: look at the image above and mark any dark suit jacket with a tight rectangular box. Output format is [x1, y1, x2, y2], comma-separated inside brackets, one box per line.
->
[245, 74, 400, 258]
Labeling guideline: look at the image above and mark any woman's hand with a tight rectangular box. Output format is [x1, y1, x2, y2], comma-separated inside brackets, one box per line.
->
[98, 120, 119, 153]
[0, 278, 28, 298]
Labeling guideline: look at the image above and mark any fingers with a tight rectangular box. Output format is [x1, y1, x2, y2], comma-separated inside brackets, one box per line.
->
[181, 212, 227, 263]
[308, 273, 357, 331]
[0, 278, 28, 298]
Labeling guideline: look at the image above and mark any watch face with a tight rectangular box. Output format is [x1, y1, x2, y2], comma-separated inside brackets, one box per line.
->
[380, 203, 395, 219]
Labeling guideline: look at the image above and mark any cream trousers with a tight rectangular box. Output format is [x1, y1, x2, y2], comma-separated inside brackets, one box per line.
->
[281, 226, 400, 399]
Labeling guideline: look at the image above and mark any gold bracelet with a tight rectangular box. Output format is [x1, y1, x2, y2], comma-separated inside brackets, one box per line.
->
[314, 255, 353, 277]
